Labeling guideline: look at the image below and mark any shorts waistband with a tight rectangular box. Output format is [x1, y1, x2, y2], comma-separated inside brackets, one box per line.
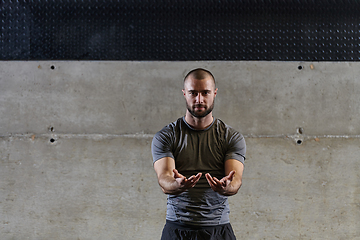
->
[165, 220, 230, 230]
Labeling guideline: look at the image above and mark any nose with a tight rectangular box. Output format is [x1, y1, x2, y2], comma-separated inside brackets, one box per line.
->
[195, 93, 203, 103]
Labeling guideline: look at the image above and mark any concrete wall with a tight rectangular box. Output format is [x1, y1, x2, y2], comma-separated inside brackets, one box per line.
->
[1, 61, 359, 239]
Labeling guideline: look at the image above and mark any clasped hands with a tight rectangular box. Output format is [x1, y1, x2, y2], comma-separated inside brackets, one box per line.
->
[173, 169, 236, 195]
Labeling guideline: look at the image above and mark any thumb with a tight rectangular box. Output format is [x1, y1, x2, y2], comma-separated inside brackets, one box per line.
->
[173, 169, 179, 177]
[227, 170, 236, 181]
[173, 169, 184, 179]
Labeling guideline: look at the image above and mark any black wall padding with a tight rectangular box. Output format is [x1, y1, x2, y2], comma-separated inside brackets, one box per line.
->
[1, 0, 360, 61]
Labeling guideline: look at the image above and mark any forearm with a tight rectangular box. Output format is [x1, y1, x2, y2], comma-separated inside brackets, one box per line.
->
[221, 159, 244, 196]
[222, 178, 242, 196]
[154, 158, 202, 195]
[158, 174, 184, 195]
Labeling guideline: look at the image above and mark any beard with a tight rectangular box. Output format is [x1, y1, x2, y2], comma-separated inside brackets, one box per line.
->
[186, 101, 215, 118]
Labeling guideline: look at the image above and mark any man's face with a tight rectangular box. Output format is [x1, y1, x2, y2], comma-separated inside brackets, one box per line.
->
[182, 76, 217, 118]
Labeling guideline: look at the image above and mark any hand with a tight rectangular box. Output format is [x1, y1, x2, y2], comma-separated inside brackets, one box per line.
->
[205, 171, 236, 196]
[173, 169, 202, 192]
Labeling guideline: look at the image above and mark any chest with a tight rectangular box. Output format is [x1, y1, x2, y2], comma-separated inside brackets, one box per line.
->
[172, 130, 227, 171]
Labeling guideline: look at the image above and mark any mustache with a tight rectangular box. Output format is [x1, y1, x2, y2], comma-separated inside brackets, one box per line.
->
[193, 104, 206, 108]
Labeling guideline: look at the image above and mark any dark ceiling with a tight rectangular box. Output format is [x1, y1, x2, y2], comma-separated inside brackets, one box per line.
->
[1, 0, 360, 61]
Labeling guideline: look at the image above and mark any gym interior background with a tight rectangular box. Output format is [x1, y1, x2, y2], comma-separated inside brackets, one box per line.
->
[1, 1, 359, 239]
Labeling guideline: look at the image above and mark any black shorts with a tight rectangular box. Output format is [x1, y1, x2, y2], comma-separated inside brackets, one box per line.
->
[160, 220, 237, 240]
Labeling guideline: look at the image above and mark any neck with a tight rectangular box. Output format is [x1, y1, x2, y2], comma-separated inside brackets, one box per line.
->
[184, 111, 214, 130]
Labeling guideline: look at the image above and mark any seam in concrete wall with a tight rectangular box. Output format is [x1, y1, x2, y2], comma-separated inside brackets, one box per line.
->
[1, 133, 360, 142]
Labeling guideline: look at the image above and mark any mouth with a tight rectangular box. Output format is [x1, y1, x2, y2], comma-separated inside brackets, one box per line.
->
[194, 105, 206, 110]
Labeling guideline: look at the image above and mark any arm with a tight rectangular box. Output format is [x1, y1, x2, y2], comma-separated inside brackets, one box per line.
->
[205, 159, 244, 196]
[153, 157, 202, 195]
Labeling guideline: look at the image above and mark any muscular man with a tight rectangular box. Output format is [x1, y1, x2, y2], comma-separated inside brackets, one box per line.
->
[151, 68, 246, 240]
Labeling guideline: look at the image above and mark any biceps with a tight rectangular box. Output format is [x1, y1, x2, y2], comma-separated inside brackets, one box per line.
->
[153, 157, 176, 178]
[225, 159, 244, 178]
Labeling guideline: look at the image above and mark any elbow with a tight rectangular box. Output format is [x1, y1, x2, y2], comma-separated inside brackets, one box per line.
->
[161, 187, 168, 194]
[159, 182, 179, 195]
[162, 188, 182, 195]
[159, 182, 173, 195]
[161, 187, 175, 195]
[237, 180, 242, 192]
[232, 180, 242, 195]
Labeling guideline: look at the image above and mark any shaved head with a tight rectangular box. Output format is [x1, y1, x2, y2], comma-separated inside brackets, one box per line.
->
[184, 68, 216, 89]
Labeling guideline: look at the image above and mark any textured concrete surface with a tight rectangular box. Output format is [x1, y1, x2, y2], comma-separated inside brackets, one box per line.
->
[231, 137, 360, 240]
[1, 61, 360, 137]
[1, 61, 359, 239]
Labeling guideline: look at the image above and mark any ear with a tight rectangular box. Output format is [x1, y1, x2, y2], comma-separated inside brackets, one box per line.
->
[182, 89, 186, 97]
[214, 88, 218, 97]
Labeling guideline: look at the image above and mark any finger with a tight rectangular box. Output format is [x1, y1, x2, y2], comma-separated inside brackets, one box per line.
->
[188, 181, 198, 188]
[220, 179, 228, 187]
[213, 177, 223, 185]
[175, 176, 186, 185]
[205, 176, 216, 189]
[205, 173, 212, 182]
[206, 177, 223, 192]
[205, 173, 212, 184]
[173, 169, 187, 186]
[205, 173, 218, 187]
[185, 172, 201, 181]
[193, 172, 202, 181]
[214, 177, 229, 189]
[173, 169, 185, 178]
[187, 173, 202, 187]
[227, 170, 236, 180]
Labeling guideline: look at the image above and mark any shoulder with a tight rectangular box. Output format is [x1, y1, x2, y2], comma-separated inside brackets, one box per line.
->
[214, 119, 246, 161]
[153, 117, 183, 139]
[152, 118, 184, 162]
[214, 119, 243, 136]
[214, 119, 245, 144]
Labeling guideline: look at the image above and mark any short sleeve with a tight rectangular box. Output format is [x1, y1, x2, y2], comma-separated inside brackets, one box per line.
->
[224, 131, 246, 165]
[151, 129, 175, 164]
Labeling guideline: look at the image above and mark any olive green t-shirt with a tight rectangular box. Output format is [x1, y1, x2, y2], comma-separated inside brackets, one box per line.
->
[152, 117, 246, 226]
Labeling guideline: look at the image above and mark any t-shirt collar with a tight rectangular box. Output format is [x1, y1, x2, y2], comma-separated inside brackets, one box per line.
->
[182, 116, 215, 131]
